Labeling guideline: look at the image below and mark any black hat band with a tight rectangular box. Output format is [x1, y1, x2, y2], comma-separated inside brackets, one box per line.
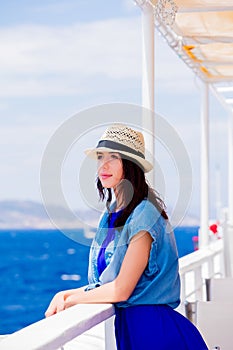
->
[96, 139, 145, 159]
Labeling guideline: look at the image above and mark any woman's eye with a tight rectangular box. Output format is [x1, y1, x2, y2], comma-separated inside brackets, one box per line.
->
[97, 153, 119, 161]
[111, 154, 119, 159]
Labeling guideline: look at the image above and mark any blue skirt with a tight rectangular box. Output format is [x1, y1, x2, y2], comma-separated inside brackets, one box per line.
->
[114, 305, 208, 350]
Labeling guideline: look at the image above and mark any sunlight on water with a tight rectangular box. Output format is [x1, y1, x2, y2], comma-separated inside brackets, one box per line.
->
[67, 248, 76, 255]
[61, 274, 81, 281]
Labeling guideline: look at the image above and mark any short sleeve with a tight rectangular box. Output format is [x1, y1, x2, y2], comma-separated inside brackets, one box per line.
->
[127, 200, 161, 242]
[126, 200, 165, 276]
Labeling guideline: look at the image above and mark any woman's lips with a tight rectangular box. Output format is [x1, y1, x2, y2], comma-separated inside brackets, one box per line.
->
[100, 174, 112, 180]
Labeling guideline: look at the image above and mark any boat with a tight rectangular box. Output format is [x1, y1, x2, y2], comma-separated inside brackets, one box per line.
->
[1, 1, 233, 349]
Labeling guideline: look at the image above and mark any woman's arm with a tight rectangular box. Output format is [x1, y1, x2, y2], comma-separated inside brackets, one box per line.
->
[62, 230, 153, 309]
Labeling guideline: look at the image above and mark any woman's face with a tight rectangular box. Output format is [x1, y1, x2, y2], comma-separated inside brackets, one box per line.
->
[97, 151, 124, 189]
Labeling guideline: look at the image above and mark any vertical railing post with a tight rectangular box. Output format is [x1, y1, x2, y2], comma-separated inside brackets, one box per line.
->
[195, 266, 203, 300]
[199, 82, 210, 248]
[208, 257, 214, 279]
[180, 274, 186, 303]
[105, 316, 117, 350]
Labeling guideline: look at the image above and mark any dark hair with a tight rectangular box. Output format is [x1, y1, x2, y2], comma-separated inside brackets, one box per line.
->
[96, 156, 168, 228]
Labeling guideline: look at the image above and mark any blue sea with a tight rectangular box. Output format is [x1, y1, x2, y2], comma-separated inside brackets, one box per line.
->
[0, 226, 199, 335]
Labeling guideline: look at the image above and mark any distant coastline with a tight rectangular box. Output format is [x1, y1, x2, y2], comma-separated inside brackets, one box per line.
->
[0, 200, 99, 230]
[0, 200, 199, 229]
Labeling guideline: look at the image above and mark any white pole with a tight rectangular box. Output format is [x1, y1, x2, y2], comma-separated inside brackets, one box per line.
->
[142, 3, 154, 112]
[215, 165, 221, 221]
[141, 2, 155, 187]
[225, 112, 233, 277]
[199, 82, 209, 248]
[228, 113, 233, 224]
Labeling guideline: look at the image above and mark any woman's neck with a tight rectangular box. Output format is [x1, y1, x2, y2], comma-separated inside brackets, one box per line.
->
[114, 186, 125, 212]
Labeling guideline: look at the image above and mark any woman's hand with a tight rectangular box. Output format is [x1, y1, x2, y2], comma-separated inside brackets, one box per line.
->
[45, 287, 86, 317]
[45, 291, 67, 317]
[64, 293, 81, 309]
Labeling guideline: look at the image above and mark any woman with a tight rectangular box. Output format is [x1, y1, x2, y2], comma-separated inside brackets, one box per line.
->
[45, 124, 208, 349]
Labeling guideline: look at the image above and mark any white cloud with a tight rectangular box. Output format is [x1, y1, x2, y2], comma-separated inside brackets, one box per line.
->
[0, 102, 8, 110]
[31, 1, 81, 15]
[0, 18, 143, 97]
[0, 16, 198, 97]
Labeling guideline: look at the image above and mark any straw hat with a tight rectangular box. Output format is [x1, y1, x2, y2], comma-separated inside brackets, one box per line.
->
[85, 124, 153, 173]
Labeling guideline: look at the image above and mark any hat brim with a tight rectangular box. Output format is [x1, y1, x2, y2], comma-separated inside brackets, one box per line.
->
[85, 146, 153, 173]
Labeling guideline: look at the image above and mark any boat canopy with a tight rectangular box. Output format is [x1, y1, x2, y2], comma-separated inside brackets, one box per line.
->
[136, 0, 233, 112]
[175, 1, 233, 80]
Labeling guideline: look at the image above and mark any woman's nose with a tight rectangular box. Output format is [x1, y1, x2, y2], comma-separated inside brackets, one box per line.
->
[99, 158, 110, 170]
[103, 159, 111, 169]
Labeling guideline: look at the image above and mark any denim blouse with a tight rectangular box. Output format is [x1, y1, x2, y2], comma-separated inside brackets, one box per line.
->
[85, 199, 180, 309]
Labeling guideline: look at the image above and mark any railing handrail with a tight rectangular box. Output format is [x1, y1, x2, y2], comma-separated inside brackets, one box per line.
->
[0, 304, 115, 350]
[179, 239, 223, 274]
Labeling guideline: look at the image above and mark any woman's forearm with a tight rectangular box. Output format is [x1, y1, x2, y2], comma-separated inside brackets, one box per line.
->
[63, 285, 88, 299]
[64, 280, 127, 308]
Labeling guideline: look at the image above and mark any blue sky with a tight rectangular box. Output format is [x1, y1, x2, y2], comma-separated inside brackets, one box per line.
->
[0, 0, 229, 222]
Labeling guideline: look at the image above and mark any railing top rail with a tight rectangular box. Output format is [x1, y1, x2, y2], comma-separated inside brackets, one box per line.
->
[179, 239, 223, 274]
[0, 304, 115, 350]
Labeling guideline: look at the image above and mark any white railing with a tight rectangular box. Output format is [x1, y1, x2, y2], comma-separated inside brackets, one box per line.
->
[0, 237, 225, 350]
[0, 304, 115, 350]
[179, 239, 224, 303]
